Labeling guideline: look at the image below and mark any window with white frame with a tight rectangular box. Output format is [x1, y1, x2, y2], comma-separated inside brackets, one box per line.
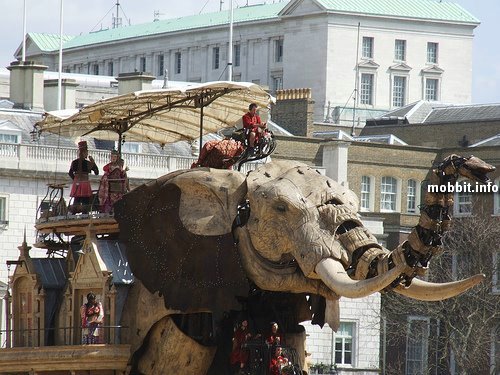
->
[140, 57, 146, 72]
[406, 317, 429, 375]
[275, 39, 283, 63]
[425, 78, 439, 101]
[175, 52, 182, 74]
[407, 179, 417, 213]
[360, 176, 372, 211]
[381, 177, 398, 211]
[118, 142, 141, 154]
[427, 42, 438, 64]
[393, 76, 407, 107]
[234, 44, 241, 67]
[157, 55, 164, 76]
[334, 322, 354, 365]
[395, 39, 406, 61]
[0, 133, 19, 143]
[360, 73, 374, 105]
[454, 181, 472, 216]
[0, 195, 7, 224]
[212, 47, 220, 70]
[362, 37, 374, 59]
[272, 76, 283, 93]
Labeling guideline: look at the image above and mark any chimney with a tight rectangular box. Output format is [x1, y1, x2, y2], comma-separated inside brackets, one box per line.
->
[7, 61, 47, 111]
[44, 78, 79, 111]
[322, 140, 350, 186]
[271, 88, 314, 137]
[116, 72, 155, 95]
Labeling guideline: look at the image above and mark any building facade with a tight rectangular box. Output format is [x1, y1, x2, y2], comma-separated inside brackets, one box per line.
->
[17, 0, 478, 124]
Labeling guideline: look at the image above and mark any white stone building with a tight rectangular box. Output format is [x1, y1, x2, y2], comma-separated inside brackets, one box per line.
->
[17, 0, 478, 127]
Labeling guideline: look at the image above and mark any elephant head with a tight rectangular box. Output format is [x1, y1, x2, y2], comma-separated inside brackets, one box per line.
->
[115, 157, 493, 330]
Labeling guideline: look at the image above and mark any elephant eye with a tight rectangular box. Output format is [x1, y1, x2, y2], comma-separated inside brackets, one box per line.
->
[276, 204, 287, 213]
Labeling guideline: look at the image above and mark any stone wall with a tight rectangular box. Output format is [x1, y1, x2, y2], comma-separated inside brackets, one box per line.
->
[272, 88, 315, 137]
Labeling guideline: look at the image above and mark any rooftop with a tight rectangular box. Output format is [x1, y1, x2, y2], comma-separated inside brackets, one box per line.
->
[23, 0, 478, 53]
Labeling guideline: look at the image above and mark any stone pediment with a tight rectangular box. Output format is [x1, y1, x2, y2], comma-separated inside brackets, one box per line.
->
[72, 237, 108, 287]
[279, 0, 325, 17]
[358, 60, 380, 69]
[389, 62, 412, 71]
[421, 65, 444, 75]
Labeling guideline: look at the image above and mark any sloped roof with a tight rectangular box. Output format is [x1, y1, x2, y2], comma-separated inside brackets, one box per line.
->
[63, 3, 288, 50]
[424, 103, 500, 123]
[27, 33, 75, 52]
[315, 0, 479, 23]
[95, 240, 134, 285]
[469, 134, 500, 147]
[31, 258, 67, 289]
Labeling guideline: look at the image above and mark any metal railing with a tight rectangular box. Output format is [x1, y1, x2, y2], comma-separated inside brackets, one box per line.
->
[0, 325, 128, 348]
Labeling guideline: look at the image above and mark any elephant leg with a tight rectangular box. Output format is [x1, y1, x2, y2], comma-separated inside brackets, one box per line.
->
[137, 316, 216, 375]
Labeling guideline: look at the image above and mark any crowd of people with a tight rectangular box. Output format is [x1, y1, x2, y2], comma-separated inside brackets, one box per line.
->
[230, 320, 293, 375]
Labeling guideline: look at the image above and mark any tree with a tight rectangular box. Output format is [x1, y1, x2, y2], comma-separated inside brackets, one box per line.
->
[382, 213, 500, 375]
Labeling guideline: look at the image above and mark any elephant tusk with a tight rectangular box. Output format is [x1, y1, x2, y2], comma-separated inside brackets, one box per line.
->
[315, 258, 406, 299]
[392, 274, 485, 301]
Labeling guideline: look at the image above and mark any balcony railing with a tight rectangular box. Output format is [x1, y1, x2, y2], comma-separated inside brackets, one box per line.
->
[0, 142, 263, 179]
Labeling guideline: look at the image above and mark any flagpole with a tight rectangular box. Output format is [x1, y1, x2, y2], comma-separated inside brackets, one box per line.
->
[22, 0, 27, 62]
[227, 0, 233, 81]
[57, 0, 64, 110]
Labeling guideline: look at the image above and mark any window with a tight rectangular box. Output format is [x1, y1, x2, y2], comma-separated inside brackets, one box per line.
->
[0, 196, 7, 224]
[0, 133, 19, 143]
[140, 57, 146, 72]
[493, 251, 500, 293]
[334, 322, 354, 365]
[234, 44, 241, 67]
[492, 325, 500, 372]
[212, 47, 220, 70]
[393, 76, 407, 107]
[360, 176, 372, 211]
[454, 181, 472, 216]
[272, 76, 283, 92]
[395, 39, 406, 61]
[92, 64, 99, 75]
[425, 79, 439, 101]
[406, 317, 429, 375]
[275, 39, 283, 63]
[360, 73, 374, 105]
[157, 55, 164, 76]
[407, 179, 417, 213]
[494, 179, 500, 215]
[427, 42, 438, 64]
[381, 177, 398, 211]
[362, 37, 374, 59]
[175, 52, 182, 74]
[118, 142, 141, 154]
[107, 62, 113, 76]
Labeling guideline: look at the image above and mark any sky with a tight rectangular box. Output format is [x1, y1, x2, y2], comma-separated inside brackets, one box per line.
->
[1, 0, 499, 104]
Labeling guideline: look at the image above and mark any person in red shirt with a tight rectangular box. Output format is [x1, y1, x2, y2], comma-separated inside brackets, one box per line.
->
[266, 322, 283, 347]
[242, 103, 267, 153]
[269, 346, 289, 375]
[230, 319, 252, 371]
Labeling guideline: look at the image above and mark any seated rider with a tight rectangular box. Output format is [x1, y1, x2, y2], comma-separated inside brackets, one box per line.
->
[242, 103, 267, 154]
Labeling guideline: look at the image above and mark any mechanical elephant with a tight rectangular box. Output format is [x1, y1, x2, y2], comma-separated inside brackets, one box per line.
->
[114, 155, 494, 374]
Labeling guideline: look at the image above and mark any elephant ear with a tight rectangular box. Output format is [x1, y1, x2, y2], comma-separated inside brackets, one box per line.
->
[114, 168, 249, 315]
[172, 168, 247, 236]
